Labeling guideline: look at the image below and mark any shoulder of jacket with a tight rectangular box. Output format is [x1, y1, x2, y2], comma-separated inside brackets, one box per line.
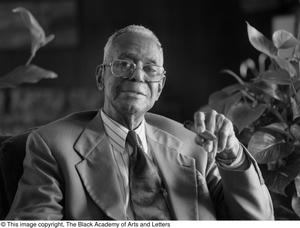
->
[145, 112, 196, 143]
[33, 110, 98, 138]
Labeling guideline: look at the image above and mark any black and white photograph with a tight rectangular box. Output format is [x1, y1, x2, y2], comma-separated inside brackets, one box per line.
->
[0, 0, 300, 224]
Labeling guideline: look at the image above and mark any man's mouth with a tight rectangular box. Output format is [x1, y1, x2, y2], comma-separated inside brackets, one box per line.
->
[117, 81, 148, 97]
[120, 90, 146, 96]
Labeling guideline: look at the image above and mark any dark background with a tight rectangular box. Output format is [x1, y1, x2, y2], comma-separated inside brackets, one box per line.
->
[0, 0, 299, 134]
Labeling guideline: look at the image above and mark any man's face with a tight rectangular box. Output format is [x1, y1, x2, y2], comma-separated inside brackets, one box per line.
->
[100, 32, 165, 120]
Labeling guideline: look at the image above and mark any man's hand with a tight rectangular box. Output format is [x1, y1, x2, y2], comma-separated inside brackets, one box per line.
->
[193, 110, 241, 160]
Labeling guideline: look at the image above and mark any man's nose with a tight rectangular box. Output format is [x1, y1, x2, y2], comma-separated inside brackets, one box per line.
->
[130, 67, 146, 82]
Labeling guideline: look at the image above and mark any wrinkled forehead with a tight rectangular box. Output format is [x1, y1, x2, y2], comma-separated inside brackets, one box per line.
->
[107, 32, 164, 66]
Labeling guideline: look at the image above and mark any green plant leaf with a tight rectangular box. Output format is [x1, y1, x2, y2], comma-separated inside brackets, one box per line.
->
[296, 90, 300, 107]
[294, 81, 300, 90]
[208, 90, 242, 114]
[260, 122, 289, 137]
[250, 81, 282, 100]
[291, 98, 300, 122]
[208, 91, 228, 113]
[263, 170, 293, 196]
[292, 193, 300, 217]
[12, 7, 55, 65]
[272, 204, 299, 219]
[260, 69, 291, 85]
[294, 80, 300, 103]
[294, 43, 300, 60]
[273, 57, 296, 77]
[260, 152, 300, 196]
[0, 64, 57, 88]
[291, 61, 300, 84]
[223, 93, 244, 115]
[221, 83, 244, 94]
[237, 128, 254, 145]
[246, 22, 278, 57]
[240, 58, 256, 78]
[278, 48, 295, 59]
[247, 131, 292, 163]
[272, 30, 300, 49]
[290, 124, 300, 141]
[226, 102, 267, 132]
[258, 54, 268, 73]
[295, 175, 300, 197]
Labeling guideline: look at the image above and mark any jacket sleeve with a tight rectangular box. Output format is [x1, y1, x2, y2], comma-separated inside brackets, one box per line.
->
[6, 131, 64, 220]
[205, 145, 274, 220]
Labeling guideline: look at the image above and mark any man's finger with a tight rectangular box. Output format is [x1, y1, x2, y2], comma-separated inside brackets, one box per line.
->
[194, 111, 205, 134]
[205, 110, 217, 133]
[216, 114, 225, 131]
[203, 140, 214, 153]
[217, 119, 231, 151]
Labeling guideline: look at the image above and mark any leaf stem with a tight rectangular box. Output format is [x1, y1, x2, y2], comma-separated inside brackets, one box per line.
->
[25, 53, 34, 66]
[269, 106, 285, 123]
[241, 90, 256, 102]
[221, 69, 245, 85]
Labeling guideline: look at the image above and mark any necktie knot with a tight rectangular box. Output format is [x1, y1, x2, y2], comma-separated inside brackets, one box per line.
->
[126, 130, 142, 150]
[126, 130, 146, 172]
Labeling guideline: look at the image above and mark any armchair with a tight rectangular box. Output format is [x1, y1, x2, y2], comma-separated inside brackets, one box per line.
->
[0, 131, 31, 219]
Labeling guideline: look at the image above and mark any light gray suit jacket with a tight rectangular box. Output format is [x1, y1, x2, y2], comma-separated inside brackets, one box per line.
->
[6, 110, 274, 220]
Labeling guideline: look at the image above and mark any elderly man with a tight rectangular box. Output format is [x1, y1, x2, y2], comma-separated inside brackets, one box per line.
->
[6, 25, 274, 220]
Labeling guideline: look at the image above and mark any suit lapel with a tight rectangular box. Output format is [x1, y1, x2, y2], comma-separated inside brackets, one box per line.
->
[145, 123, 199, 220]
[74, 112, 126, 220]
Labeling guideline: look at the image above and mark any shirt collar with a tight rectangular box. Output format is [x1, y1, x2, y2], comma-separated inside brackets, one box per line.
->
[100, 109, 148, 153]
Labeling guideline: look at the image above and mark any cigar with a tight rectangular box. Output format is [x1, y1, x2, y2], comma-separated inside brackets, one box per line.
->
[198, 130, 217, 141]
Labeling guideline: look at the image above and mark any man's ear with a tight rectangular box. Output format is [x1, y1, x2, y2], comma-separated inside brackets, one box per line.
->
[155, 77, 166, 100]
[95, 65, 104, 90]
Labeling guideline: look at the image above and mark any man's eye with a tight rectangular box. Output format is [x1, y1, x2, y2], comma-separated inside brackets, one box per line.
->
[115, 61, 132, 71]
[144, 65, 157, 74]
[120, 61, 131, 68]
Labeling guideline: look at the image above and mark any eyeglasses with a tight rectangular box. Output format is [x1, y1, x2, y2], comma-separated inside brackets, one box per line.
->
[101, 59, 166, 82]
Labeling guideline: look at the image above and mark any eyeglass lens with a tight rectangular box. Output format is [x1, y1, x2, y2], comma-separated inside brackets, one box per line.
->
[111, 60, 164, 81]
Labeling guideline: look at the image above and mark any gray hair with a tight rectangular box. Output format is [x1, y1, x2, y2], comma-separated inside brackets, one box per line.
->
[103, 25, 163, 63]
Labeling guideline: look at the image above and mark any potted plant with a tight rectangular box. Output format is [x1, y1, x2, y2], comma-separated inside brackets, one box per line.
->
[0, 7, 57, 90]
[208, 22, 300, 219]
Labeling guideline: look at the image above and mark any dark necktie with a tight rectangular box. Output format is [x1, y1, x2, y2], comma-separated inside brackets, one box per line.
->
[125, 130, 171, 220]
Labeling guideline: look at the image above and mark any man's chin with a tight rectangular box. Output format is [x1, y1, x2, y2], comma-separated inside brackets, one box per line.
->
[118, 100, 148, 115]
[118, 93, 146, 104]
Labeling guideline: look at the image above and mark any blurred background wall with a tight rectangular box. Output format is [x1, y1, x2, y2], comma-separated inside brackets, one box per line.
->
[0, 0, 299, 134]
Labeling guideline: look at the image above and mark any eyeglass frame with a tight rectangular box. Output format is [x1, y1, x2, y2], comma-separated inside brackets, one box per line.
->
[99, 59, 166, 83]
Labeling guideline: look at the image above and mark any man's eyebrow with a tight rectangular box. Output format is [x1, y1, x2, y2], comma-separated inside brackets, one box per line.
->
[118, 53, 157, 65]
[118, 53, 135, 60]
